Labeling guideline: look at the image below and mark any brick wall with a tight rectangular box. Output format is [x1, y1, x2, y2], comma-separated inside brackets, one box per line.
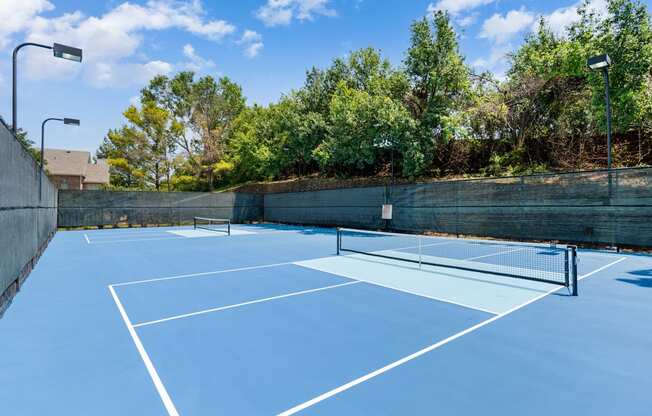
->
[49, 175, 83, 190]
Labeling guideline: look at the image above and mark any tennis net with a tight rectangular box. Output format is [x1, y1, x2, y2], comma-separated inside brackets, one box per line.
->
[193, 217, 231, 235]
[336, 228, 578, 295]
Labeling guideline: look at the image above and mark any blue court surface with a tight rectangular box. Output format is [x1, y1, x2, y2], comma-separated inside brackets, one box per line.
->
[1, 223, 651, 415]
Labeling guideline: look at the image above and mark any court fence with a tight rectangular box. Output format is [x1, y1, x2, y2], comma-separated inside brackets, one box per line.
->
[0, 119, 57, 317]
[57, 190, 262, 228]
[263, 167, 652, 248]
[56, 167, 652, 248]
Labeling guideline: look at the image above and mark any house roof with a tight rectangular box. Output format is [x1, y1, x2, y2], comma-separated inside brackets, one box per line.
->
[84, 159, 110, 184]
[43, 148, 110, 185]
[43, 149, 90, 176]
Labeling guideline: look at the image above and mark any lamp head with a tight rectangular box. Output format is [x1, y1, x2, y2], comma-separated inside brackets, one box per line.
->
[64, 118, 80, 126]
[587, 54, 611, 70]
[53, 43, 82, 62]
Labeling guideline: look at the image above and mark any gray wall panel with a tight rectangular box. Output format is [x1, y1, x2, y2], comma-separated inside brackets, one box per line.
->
[58, 190, 263, 227]
[263, 168, 652, 247]
[0, 121, 57, 315]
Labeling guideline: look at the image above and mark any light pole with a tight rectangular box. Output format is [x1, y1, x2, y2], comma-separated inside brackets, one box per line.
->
[12, 43, 82, 133]
[40, 117, 80, 198]
[587, 54, 613, 170]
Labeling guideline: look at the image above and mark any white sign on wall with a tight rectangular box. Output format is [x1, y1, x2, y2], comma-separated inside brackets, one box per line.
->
[382, 204, 393, 220]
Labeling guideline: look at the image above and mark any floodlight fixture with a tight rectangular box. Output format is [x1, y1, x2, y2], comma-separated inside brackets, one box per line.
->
[12, 42, 83, 133]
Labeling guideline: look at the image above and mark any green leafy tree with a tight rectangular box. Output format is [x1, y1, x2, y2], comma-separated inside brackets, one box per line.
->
[98, 102, 176, 190]
[313, 82, 417, 176]
[97, 127, 147, 188]
[190, 76, 246, 189]
[404, 12, 471, 175]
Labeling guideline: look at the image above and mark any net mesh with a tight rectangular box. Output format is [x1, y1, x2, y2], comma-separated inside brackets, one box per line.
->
[194, 217, 231, 235]
[337, 228, 575, 288]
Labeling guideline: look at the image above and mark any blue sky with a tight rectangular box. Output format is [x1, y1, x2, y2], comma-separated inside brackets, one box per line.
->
[1, 0, 649, 155]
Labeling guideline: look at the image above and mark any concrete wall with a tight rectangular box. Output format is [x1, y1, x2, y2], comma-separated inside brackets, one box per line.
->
[264, 168, 652, 248]
[0, 121, 57, 316]
[58, 190, 263, 227]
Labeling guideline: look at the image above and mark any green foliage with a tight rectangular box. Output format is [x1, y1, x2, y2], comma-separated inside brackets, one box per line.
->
[313, 82, 418, 176]
[404, 12, 471, 174]
[99, 0, 652, 188]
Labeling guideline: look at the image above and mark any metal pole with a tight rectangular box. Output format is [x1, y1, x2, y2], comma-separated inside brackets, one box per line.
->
[39, 118, 62, 200]
[571, 246, 578, 297]
[336, 228, 341, 255]
[40, 121, 45, 200]
[12, 43, 53, 133]
[12, 47, 18, 133]
[603, 69, 612, 170]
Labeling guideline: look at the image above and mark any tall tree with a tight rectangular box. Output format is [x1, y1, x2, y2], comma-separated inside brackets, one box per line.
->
[404, 12, 471, 175]
[190, 76, 246, 189]
[98, 102, 176, 190]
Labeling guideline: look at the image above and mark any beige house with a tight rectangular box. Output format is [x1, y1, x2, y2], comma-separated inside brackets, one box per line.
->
[43, 149, 110, 190]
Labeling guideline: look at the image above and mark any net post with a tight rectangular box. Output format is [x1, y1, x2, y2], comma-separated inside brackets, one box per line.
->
[571, 246, 578, 296]
[227, 220, 231, 236]
[564, 248, 569, 288]
[418, 235, 422, 269]
[193, 217, 197, 230]
[336, 228, 341, 255]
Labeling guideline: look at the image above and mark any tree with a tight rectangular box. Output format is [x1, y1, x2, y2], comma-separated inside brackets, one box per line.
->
[97, 127, 147, 188]
[313, 82, 417, 176]
[190, 76, 245, 189]
[404, 12, 471, 175]
[142, 72, 200, 176]
[98, 102, 176, 190]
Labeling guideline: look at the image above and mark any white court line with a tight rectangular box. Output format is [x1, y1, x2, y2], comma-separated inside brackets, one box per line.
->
[464, 248, 524, 261]
[108, 285, 179, 416]
[133, 281, 361, 328]
[278, 256, 628, 416]
[295, 262, 500, 315]
[88, 228, 312, 244]
[111, 261, 296, 287]
[89, 232, 182, 240]
[84, 234, 90, 244]
[89, 236, 188, 244]
[579, 257, 627, 280]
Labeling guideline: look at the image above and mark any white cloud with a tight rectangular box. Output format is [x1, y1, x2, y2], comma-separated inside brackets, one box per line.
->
[480, 8, 535, 44]
[472, 42, 513, 71]
[474, 7, 536, 79]
[427, 0, 494, 17]
[244, 42, 264, 58]
[458, 13, 479, 28]
[181, 43, 215, 71]
[10, 0, 236, 87]
[256, 0, 337, 27]
[240, 30, 262, 44]
[537, 0, 608, 36]
[88, 60, 173, 88]
[0, 0, 54, 48]
[238, 30, 264, 58]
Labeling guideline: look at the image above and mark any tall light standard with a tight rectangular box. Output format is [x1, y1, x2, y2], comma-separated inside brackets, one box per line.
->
[587, 54, 613, 170]
[12, 43, 82, 133]
[40, 117, 80, 198]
